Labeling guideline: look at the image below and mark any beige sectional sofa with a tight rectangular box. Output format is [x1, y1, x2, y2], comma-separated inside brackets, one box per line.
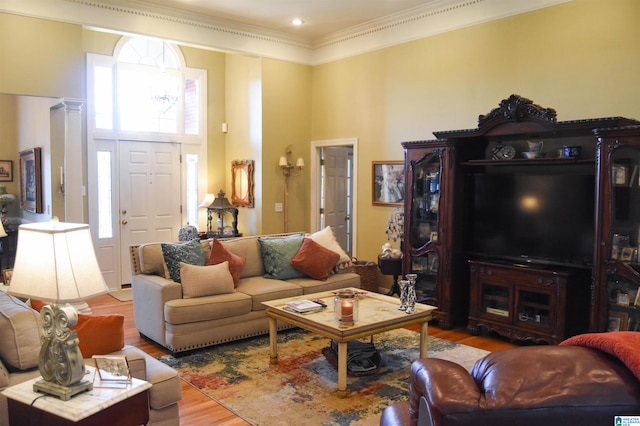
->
[130, 231, 361, 355]
[0, 291, 182, 426]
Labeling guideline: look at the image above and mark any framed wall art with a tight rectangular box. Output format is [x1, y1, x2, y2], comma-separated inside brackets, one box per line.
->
[372, 161, 404, 206]
[19, 148, 43, 213]
[0, 160, 13, 182]
[231, 159, 255, 208]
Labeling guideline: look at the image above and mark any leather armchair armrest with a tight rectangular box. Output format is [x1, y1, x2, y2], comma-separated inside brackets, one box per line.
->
[410, 359, 481, 426]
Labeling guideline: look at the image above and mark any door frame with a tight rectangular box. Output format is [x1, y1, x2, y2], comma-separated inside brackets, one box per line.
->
[310, 137, 358, 258]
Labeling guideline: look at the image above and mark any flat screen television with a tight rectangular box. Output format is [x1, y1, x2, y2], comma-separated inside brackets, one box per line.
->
[469, 172, 595, 268]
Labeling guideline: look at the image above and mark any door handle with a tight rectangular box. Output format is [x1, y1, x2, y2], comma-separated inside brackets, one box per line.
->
[345, 215, 350, 221]
[121, 219, 128, 225]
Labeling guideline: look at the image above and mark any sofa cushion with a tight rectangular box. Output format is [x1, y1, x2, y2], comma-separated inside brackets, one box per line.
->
[258, 234, 306, 280]
[308, 226, 351, 265]
[161, 239, 205, 283]
[164, 291, 253, 324]
[180, 261, 235, 298]
[236, 276, 304, 311]
[0, 293, 40, 371]
[73, 314, 125, 358]
[207, 238, 246, 287]
[222, 236, 265, 278]
[290, 237, 340, 280]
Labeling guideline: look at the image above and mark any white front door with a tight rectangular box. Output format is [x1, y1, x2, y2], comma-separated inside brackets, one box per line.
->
[119, 141, 182, 285]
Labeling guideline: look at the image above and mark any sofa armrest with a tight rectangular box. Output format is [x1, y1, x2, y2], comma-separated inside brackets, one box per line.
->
[131, 274, 182, 347]
[410, 359, 481, 426]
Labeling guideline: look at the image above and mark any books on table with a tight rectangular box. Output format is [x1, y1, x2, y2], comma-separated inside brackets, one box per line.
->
[284, 299, 325, 313]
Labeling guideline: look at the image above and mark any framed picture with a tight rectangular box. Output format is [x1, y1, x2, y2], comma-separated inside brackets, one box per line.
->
[617, 292, 631, 306]
[372, 161, 404, 206]
[613, 164, 628, 185]
[93, 355, 131, 383]
[19, 148, 43, 213]
[620, 247, 634, 262]
[607, 311, 628, 331]
[0, 160, 13, 182]
[2, 269, 12, 286]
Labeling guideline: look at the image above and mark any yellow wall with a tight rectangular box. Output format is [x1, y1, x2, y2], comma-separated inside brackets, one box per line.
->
[0, 14, 84, 98]
[1, 0, 640, 262]
[312, 0, 640, 263]
[262, 59, 312, 234]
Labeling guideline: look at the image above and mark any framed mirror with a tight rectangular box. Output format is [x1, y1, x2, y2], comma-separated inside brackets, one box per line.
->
[231, 159, 254, 208]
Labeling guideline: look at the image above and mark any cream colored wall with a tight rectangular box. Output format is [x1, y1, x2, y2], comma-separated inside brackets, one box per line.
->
[0, 14, 84, 98]
[0, 95, 19, 217]
[312, 0, 640, 264]
[261, 59, 312, 235]
[225, 54, 262, 236]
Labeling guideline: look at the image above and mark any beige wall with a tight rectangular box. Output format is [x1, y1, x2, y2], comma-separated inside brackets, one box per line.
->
[262, 59, 312, 235]
[312, 0, 640, 263]
[1, 0, 639, 264]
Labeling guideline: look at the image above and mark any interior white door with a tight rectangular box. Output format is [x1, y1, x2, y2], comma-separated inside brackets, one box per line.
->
[119, 141, 182, 284]
[323, 146, 352, 254]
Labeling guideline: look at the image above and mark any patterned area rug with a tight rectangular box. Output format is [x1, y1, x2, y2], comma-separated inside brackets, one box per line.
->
[158, 328, 489, 425]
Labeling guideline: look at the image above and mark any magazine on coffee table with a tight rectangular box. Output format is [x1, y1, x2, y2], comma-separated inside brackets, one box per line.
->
[284, 299, 325, 313]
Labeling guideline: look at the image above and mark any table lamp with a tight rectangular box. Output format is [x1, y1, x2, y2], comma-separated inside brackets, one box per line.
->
[8, 220, 108, 400]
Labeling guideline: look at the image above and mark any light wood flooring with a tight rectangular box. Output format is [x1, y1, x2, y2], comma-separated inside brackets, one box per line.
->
[88, 291, 517, 425]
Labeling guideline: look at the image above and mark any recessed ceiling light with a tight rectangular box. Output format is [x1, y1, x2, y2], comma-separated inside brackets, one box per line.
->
[291, 18, 304, 26]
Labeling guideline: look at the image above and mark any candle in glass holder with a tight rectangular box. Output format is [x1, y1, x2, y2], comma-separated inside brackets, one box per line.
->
[341, 299, 353, 323]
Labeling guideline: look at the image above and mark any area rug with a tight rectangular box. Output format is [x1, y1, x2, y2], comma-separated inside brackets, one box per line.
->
[108, 288, 133, 302]
[158, 328, 489, 425]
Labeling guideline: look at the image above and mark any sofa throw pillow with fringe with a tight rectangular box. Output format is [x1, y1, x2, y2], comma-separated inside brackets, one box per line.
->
[161, 239, 205, 283]
[258, 234, 306, 280]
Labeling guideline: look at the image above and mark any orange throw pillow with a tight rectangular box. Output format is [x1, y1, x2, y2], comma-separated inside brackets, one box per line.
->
[290, 237, 340, 280]
[29, 299, 47, 312]
[72, 314, 125, 358]
[207, 238, 247, 287]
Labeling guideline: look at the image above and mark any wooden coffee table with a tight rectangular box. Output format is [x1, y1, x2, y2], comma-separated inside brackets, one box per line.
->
[262, 287, 436, 397]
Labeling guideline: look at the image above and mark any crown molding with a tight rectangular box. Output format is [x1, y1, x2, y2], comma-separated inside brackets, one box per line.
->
[0, 0, 571, 65]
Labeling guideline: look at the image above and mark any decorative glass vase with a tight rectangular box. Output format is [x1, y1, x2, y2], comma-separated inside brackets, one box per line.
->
[398, 280, 409, 311]
[334, 290, 359, 325]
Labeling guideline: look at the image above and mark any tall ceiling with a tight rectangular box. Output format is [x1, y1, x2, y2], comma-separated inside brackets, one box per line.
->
[100, 0, 433, 44]
[1, 0, 571, 64]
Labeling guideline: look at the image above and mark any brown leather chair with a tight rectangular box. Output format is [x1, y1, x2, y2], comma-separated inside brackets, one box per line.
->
[380, 345, 640, 426]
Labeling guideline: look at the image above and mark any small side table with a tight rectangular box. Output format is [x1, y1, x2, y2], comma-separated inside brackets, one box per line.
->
[378, 255, 403, 297]
[2, 366, 151, 426]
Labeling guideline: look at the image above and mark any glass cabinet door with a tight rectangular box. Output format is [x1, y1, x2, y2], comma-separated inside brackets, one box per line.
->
[409, 150, 442, 249]
[607, 146, 640, 332]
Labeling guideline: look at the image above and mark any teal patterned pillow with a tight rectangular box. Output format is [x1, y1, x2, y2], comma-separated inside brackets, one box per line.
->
[258, 234, 306, 280]
[161, 239, 205, 283]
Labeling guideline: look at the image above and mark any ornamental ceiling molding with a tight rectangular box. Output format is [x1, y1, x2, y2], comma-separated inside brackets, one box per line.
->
[0, 0, 571, 65]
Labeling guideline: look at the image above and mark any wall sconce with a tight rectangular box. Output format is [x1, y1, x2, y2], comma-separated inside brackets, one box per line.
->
[279, 145, 304, 233]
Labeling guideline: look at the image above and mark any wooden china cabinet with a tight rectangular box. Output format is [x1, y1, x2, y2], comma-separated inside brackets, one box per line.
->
[592, 125, 640, 333]
[401, 139, 483, 329]
[402, 94, 640, 339]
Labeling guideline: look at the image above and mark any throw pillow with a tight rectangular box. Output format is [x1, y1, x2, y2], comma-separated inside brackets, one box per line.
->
[207, 239, 247, 287]
[29, 298, 47, 312]
[290, 237, 340, 280]
[308, 226, 351, 265]
[161, 239, 205, 283]
[258, 234, 306, 280]
[180, 262, 235, 298]
[72, 314, 125, 358]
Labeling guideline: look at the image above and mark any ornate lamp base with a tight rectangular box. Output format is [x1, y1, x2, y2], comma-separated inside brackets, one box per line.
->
[33, 378, 92, 401]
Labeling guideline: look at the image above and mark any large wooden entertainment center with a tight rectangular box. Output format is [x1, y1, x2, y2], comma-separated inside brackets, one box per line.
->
[402, 95, 640, 343]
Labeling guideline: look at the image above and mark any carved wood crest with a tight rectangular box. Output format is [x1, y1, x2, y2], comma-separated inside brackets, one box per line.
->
[478, 94, 557, 127]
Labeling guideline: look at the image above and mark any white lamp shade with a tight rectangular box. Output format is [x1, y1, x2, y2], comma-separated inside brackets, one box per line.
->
[198, 193, 215, 207]
[296, 157, 305, 168]
[0, 220, 6, 238]
[279, 156, 288, 167]
[8, 222, 108, 303]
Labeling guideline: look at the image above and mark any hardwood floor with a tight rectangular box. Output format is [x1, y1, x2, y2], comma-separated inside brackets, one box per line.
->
[88, 291, 517, 425]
